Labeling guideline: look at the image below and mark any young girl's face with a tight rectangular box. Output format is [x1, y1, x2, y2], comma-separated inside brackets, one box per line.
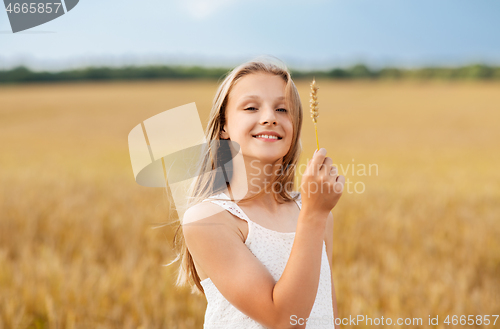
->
[222, 72, 294, 164]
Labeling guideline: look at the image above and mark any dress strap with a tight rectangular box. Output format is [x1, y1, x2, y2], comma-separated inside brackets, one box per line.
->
[203, 191, 302, 222]
[202, 192, 252, 223]
[293, 191, 302, 210]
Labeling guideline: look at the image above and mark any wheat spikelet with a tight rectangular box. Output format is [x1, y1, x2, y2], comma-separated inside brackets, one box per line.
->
[310, 78, 320, 150]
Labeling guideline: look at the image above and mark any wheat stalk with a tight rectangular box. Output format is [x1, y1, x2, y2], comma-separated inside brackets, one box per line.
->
[309, 78, 320, 150]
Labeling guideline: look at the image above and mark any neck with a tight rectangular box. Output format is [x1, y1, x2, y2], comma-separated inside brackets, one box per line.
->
[224, 153, 285, 211]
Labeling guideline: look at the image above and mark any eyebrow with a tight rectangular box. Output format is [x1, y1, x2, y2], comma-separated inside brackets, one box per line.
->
[239, 95, 285, 102]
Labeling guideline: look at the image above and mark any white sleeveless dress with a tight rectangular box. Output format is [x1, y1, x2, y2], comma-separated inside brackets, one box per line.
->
[199, 191, 335, 329]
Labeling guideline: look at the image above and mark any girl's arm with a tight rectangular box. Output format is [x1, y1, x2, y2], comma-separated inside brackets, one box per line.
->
[183, 149, 343, 329]
[183, 202, 330, 329]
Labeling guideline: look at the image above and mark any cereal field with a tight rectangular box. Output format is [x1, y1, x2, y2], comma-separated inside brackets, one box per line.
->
[0, 79, 499, 328]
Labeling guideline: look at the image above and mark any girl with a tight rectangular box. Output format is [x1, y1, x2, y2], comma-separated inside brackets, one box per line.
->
[171, 57, 345, 329]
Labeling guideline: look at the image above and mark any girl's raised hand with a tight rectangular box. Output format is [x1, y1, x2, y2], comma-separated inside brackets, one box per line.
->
[300, 148, 345, 217]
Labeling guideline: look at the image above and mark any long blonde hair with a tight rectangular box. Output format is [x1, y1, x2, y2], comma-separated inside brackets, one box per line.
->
[168, 56, 304, 295]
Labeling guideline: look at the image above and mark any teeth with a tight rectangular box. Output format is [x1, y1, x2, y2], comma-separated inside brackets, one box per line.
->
[255, 134, 279, 140]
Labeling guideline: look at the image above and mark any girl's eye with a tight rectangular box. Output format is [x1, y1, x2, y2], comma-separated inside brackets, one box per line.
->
[244, 107, 288, 112]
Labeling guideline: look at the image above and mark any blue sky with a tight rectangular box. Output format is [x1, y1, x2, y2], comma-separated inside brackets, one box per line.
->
[1, 0, 500, 71]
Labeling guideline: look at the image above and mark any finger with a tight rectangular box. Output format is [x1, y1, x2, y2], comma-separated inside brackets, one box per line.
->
[320, 157, 333, 174]
[333, 175, 345, 193]
[310, 148, 326, 175]
[329, 165, 338, 177]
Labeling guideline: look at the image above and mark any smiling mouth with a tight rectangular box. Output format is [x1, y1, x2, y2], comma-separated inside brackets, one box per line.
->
[252, 135, 282, 140]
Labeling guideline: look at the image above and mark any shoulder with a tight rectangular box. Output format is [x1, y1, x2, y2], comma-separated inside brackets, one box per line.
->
[182, 201, 226, 225]
[182, 200, 244, 244]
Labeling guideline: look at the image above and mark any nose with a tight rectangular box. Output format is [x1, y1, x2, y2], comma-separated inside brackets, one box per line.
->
[260, 106, 277, 126]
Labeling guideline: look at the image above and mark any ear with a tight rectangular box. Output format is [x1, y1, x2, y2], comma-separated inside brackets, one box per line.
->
[220, 127, 230, 140]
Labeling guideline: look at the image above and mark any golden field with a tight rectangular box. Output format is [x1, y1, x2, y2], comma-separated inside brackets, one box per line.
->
[0, 79, 499, 328]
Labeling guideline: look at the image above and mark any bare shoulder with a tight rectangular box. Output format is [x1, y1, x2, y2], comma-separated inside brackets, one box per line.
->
[183, 201, 229, 226]
[182, 201, 245, 281]
[182, 201, 246, 246]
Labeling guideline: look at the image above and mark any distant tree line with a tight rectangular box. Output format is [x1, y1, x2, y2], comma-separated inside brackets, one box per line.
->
[1, 63, 499, 84]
